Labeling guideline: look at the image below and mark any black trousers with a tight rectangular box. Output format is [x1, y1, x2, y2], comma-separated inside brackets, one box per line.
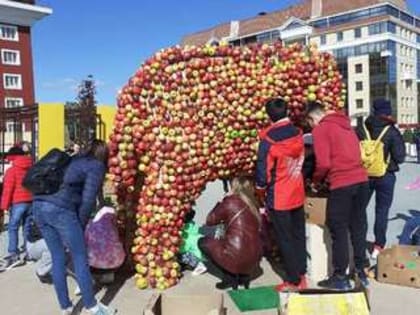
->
[327, 182, 369, 276]
[269, 207, 307, 284]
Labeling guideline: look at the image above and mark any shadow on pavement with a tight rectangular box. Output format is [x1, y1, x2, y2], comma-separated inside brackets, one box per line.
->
[71, 269, 133, 315]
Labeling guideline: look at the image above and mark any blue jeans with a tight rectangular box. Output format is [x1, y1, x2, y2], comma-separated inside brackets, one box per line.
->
[369, 172, 396, 248]
[8, 202, 31, 255]
[32, 200, 96, 310]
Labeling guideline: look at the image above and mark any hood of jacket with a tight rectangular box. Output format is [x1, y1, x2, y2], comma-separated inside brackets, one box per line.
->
[268, 132, 304, 159]
[10, 155, 33, 169]
[261, 119, 303, 159]
[319, 113, 352, 131]
[365, 115, 394, 129]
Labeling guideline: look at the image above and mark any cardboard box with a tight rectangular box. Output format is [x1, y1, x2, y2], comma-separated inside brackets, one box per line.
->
[306, 223, 332, 283]
[144, 292, 225, 315]
[377, 245, 420, 288]
[279, 288, 370, 315]
[304, 197, 327, 226]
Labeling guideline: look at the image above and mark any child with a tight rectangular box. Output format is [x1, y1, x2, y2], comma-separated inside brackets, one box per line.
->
[179, 210, 207, 276]
[0, 146, 33, 270]
[255, 98, 307, 291]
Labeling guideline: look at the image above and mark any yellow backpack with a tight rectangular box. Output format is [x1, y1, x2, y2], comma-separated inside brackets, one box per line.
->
[360, 124, 391, 177]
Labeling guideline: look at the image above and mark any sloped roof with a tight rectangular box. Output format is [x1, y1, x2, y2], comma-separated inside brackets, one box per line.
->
[180, 0, 407, 46]
[181, 1, 311, 46]
[321, 0, 405, 17]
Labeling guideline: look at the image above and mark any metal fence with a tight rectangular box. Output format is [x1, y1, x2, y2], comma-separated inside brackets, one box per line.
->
[0, 104, 38, 175]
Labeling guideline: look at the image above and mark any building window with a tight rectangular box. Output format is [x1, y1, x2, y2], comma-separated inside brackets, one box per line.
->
[355, 64, 363, 73]
[5, 97, 23, 108]
[320, 34, 326, 45]
[312, 19, 328, 29]
[0, 24, 18, 41]
[356, 81, 363, 91]
[337, 31, 343, 42]
[387, 22, 396, 34]
[355, 28, 362, 38]
[401, 12, 414, 25]
[356, 99, 364, 109]
[406, 80, 413, 90]
[3, 73, 22, 90]
[6, 121, 22, 133]
[1, 49, 20, 65]
[256, 30, 280, 44]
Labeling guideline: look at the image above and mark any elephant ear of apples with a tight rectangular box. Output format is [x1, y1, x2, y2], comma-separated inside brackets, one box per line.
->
[108, 42, 345, 289]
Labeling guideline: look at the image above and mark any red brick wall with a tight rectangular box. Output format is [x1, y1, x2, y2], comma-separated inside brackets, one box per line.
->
[0, 25, 35, 108]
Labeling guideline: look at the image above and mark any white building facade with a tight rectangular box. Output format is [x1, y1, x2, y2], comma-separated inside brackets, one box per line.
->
[182, 1, 420, 126]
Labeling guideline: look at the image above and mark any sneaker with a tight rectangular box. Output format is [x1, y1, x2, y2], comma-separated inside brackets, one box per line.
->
[87, 303, 117, 315]
[276, 281, 300, 292]
[62, 306, 73, 315]
[317, 275, 352, 291]
[74, 285, 81, 296]
[276, 276, 308, 292]
[37, 272, 53, 284]
[192, 262, 207, 276]
[0, 254, 25, 271]
[299, 275, 309, 290]
[355, 269, 370, 287]
[371, 245, 383, 260]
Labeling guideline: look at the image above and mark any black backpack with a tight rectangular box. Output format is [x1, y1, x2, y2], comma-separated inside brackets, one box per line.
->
[23, 148, 71, 195]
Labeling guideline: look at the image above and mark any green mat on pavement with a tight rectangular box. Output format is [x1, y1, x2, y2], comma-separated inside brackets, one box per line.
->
[228, 285, 280, 312]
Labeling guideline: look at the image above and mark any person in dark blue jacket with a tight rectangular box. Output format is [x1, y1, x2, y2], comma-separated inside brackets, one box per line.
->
[357, 99, 405, 259]
[414, 129, 420, 164]
[32, 140, 116, 315]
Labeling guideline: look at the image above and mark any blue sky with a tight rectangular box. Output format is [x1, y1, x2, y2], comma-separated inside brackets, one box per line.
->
[33, 0, 420, 105]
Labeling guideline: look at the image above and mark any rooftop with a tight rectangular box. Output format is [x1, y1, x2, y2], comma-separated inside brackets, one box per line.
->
[181, 0, 409, 46]
[0, 0, 52, 27]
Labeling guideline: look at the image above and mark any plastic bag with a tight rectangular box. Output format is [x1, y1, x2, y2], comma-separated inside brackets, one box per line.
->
[85, 207, 126, 269]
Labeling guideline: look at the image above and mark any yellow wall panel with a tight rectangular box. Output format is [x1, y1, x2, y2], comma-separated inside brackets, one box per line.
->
[97, 105, 116, 141]
[38, 103, 65, 157]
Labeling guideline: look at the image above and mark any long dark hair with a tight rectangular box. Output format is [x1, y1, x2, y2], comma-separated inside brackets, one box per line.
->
[83, 139, 109, 165]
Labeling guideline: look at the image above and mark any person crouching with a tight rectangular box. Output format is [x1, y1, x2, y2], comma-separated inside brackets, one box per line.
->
[198, 177, 262, 290]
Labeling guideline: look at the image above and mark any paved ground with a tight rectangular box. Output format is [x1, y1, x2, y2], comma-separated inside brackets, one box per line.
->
[1, 162, 419, 315]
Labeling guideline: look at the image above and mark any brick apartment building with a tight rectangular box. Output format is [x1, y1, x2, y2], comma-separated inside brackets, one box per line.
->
[182, 0, 420, 126]
[0, 0, 51, 111]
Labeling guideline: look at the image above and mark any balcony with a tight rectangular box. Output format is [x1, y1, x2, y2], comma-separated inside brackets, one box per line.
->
[402, 71, 415, 81]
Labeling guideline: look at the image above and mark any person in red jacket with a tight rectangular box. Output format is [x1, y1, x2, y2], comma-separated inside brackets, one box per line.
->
[306, 102, 370, 289]
[0, 146, 33, 270]
[256, 98, 307, 291]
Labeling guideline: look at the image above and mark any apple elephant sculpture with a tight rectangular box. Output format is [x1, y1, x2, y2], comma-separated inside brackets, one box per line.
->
[108, 42, 345, 289]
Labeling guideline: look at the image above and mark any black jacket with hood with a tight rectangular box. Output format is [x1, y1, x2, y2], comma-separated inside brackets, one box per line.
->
[357, 115, 405, 173]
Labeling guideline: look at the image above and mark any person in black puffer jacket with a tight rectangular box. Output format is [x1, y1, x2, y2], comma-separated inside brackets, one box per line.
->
[357, 99, 405, 259]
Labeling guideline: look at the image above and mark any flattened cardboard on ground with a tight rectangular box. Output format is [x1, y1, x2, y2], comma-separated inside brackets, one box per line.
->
[279, 287, 370, 315]
[377, 245, 420, 288]
[304, 197, 327, 226]
[143, 292, 225, 315]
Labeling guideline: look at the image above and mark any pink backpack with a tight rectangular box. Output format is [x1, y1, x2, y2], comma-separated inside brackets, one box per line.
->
[85, 207, 126, 269]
